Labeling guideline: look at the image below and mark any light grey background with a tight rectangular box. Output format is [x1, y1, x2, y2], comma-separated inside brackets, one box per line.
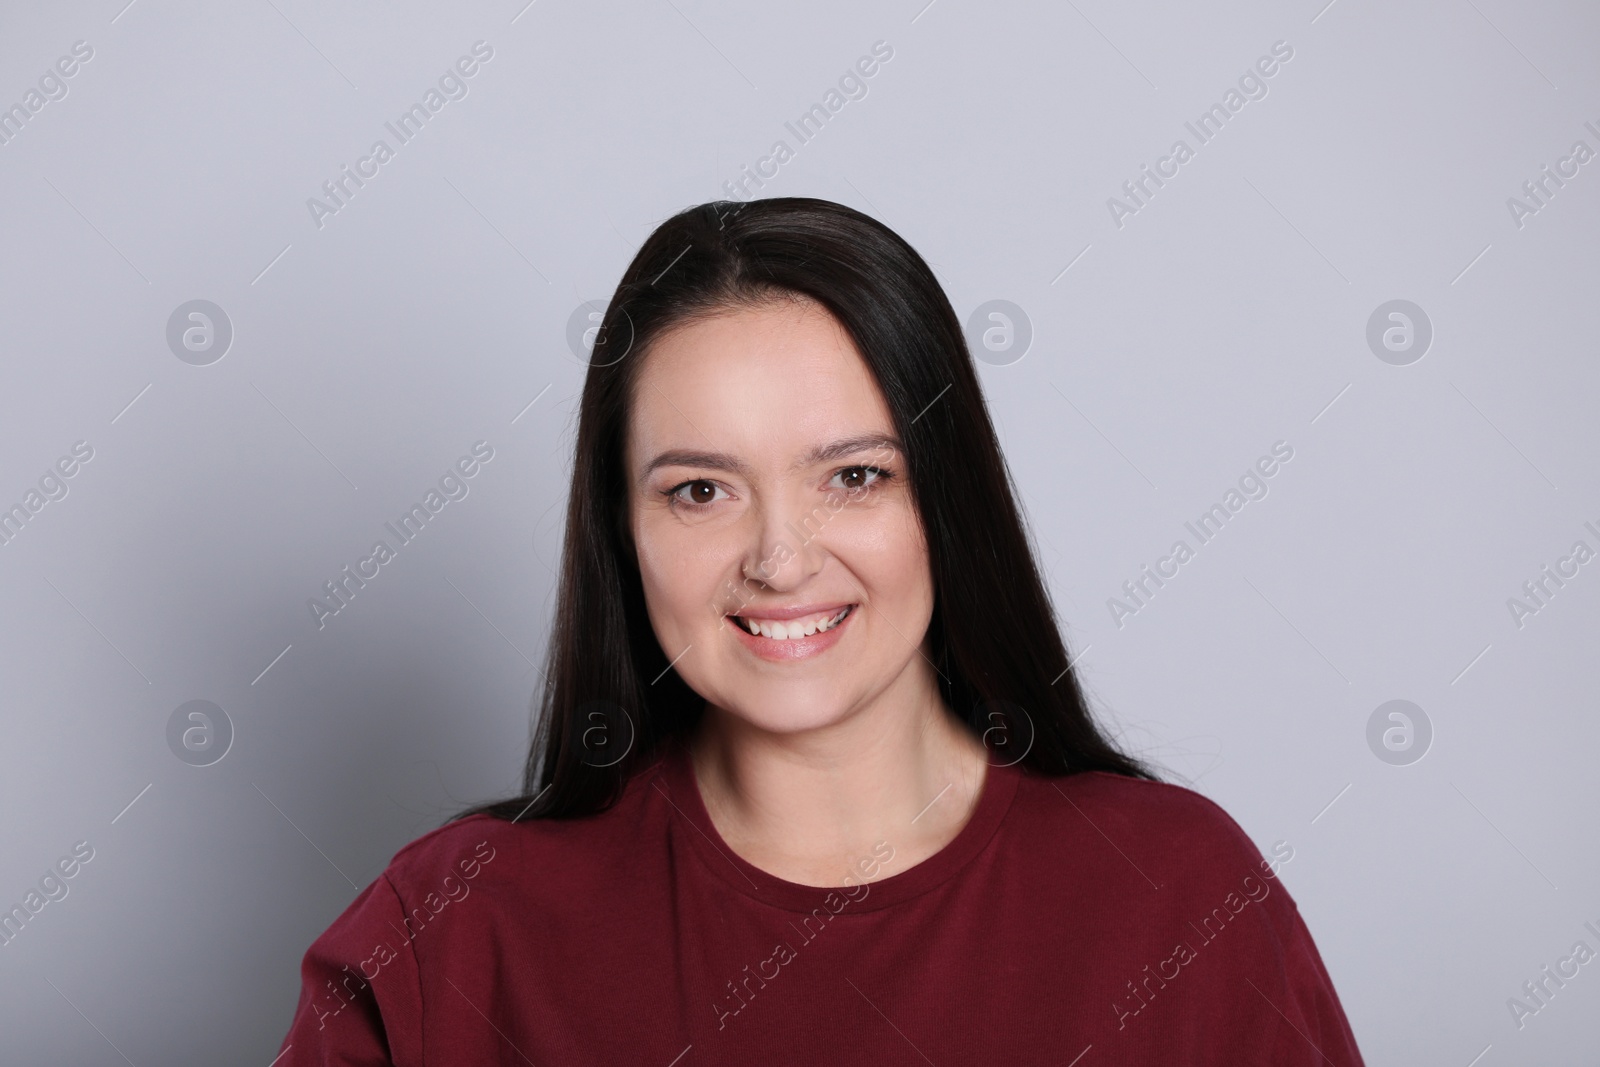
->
[1, 0, 1595, 1062]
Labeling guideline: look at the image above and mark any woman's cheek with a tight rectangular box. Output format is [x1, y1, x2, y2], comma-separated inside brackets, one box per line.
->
[636, 514, 735, 631]
[830, 503, 929, 599]
[840, 494, 926, 560]
[634, 516, 689, 629]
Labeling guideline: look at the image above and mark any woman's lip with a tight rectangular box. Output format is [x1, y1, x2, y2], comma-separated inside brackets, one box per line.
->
[725, 604, 856, 660]
[727, 602, 855, 622]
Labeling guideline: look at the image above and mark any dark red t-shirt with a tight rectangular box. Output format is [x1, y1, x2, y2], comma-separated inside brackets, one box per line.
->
[276, 739, 1365, 1064]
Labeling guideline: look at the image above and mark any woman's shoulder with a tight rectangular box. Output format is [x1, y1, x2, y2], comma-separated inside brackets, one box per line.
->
[1011, 767, 1294, 889]
[377, 812, 529, 898]
[378, 758, 673, 904]
[1013, 770, 1358, 1060]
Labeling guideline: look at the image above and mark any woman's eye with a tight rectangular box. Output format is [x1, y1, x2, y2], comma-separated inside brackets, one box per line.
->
[830, 466, 885, 492]
[671, 480, 724, 505]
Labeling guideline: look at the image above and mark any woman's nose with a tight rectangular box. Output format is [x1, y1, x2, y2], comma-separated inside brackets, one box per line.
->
[740, 493, 828, 592]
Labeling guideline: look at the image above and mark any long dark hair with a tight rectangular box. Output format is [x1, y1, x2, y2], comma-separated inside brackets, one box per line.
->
[466, 197, 1154, 821]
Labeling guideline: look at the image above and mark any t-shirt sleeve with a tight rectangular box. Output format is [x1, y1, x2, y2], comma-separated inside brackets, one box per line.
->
[1123, 778, 1367, 1065]
[274, 873, 424, 1066]
[1257, 885, 1366, 1066]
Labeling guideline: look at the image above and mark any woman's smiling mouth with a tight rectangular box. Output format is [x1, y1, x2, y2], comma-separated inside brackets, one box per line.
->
[728, 605, 852, 639]
[725, 604, 856, 659]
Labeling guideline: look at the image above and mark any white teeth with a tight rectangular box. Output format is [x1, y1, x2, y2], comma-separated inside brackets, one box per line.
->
[732, 607, 851, 640]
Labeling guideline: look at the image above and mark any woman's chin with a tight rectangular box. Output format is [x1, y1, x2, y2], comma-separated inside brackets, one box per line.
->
[711, 689, 860, 738]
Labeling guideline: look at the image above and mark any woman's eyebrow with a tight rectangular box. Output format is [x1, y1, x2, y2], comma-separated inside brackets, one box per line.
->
[641, 449, 750, 478]
[798, 434, 902, 467]
[639, 434, 902, 479]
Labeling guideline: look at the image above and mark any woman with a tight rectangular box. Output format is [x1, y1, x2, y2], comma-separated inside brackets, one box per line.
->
[277, 198, 1365, 1064]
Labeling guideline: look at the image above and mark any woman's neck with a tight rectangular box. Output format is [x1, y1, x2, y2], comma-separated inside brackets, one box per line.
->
[686, 668, 990, 888]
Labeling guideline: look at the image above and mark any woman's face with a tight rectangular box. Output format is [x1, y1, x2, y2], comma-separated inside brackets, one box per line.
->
[626, 297, 937, 736]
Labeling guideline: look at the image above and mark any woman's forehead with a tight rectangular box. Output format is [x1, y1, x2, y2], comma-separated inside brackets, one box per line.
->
[626, 303, 895, 471]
